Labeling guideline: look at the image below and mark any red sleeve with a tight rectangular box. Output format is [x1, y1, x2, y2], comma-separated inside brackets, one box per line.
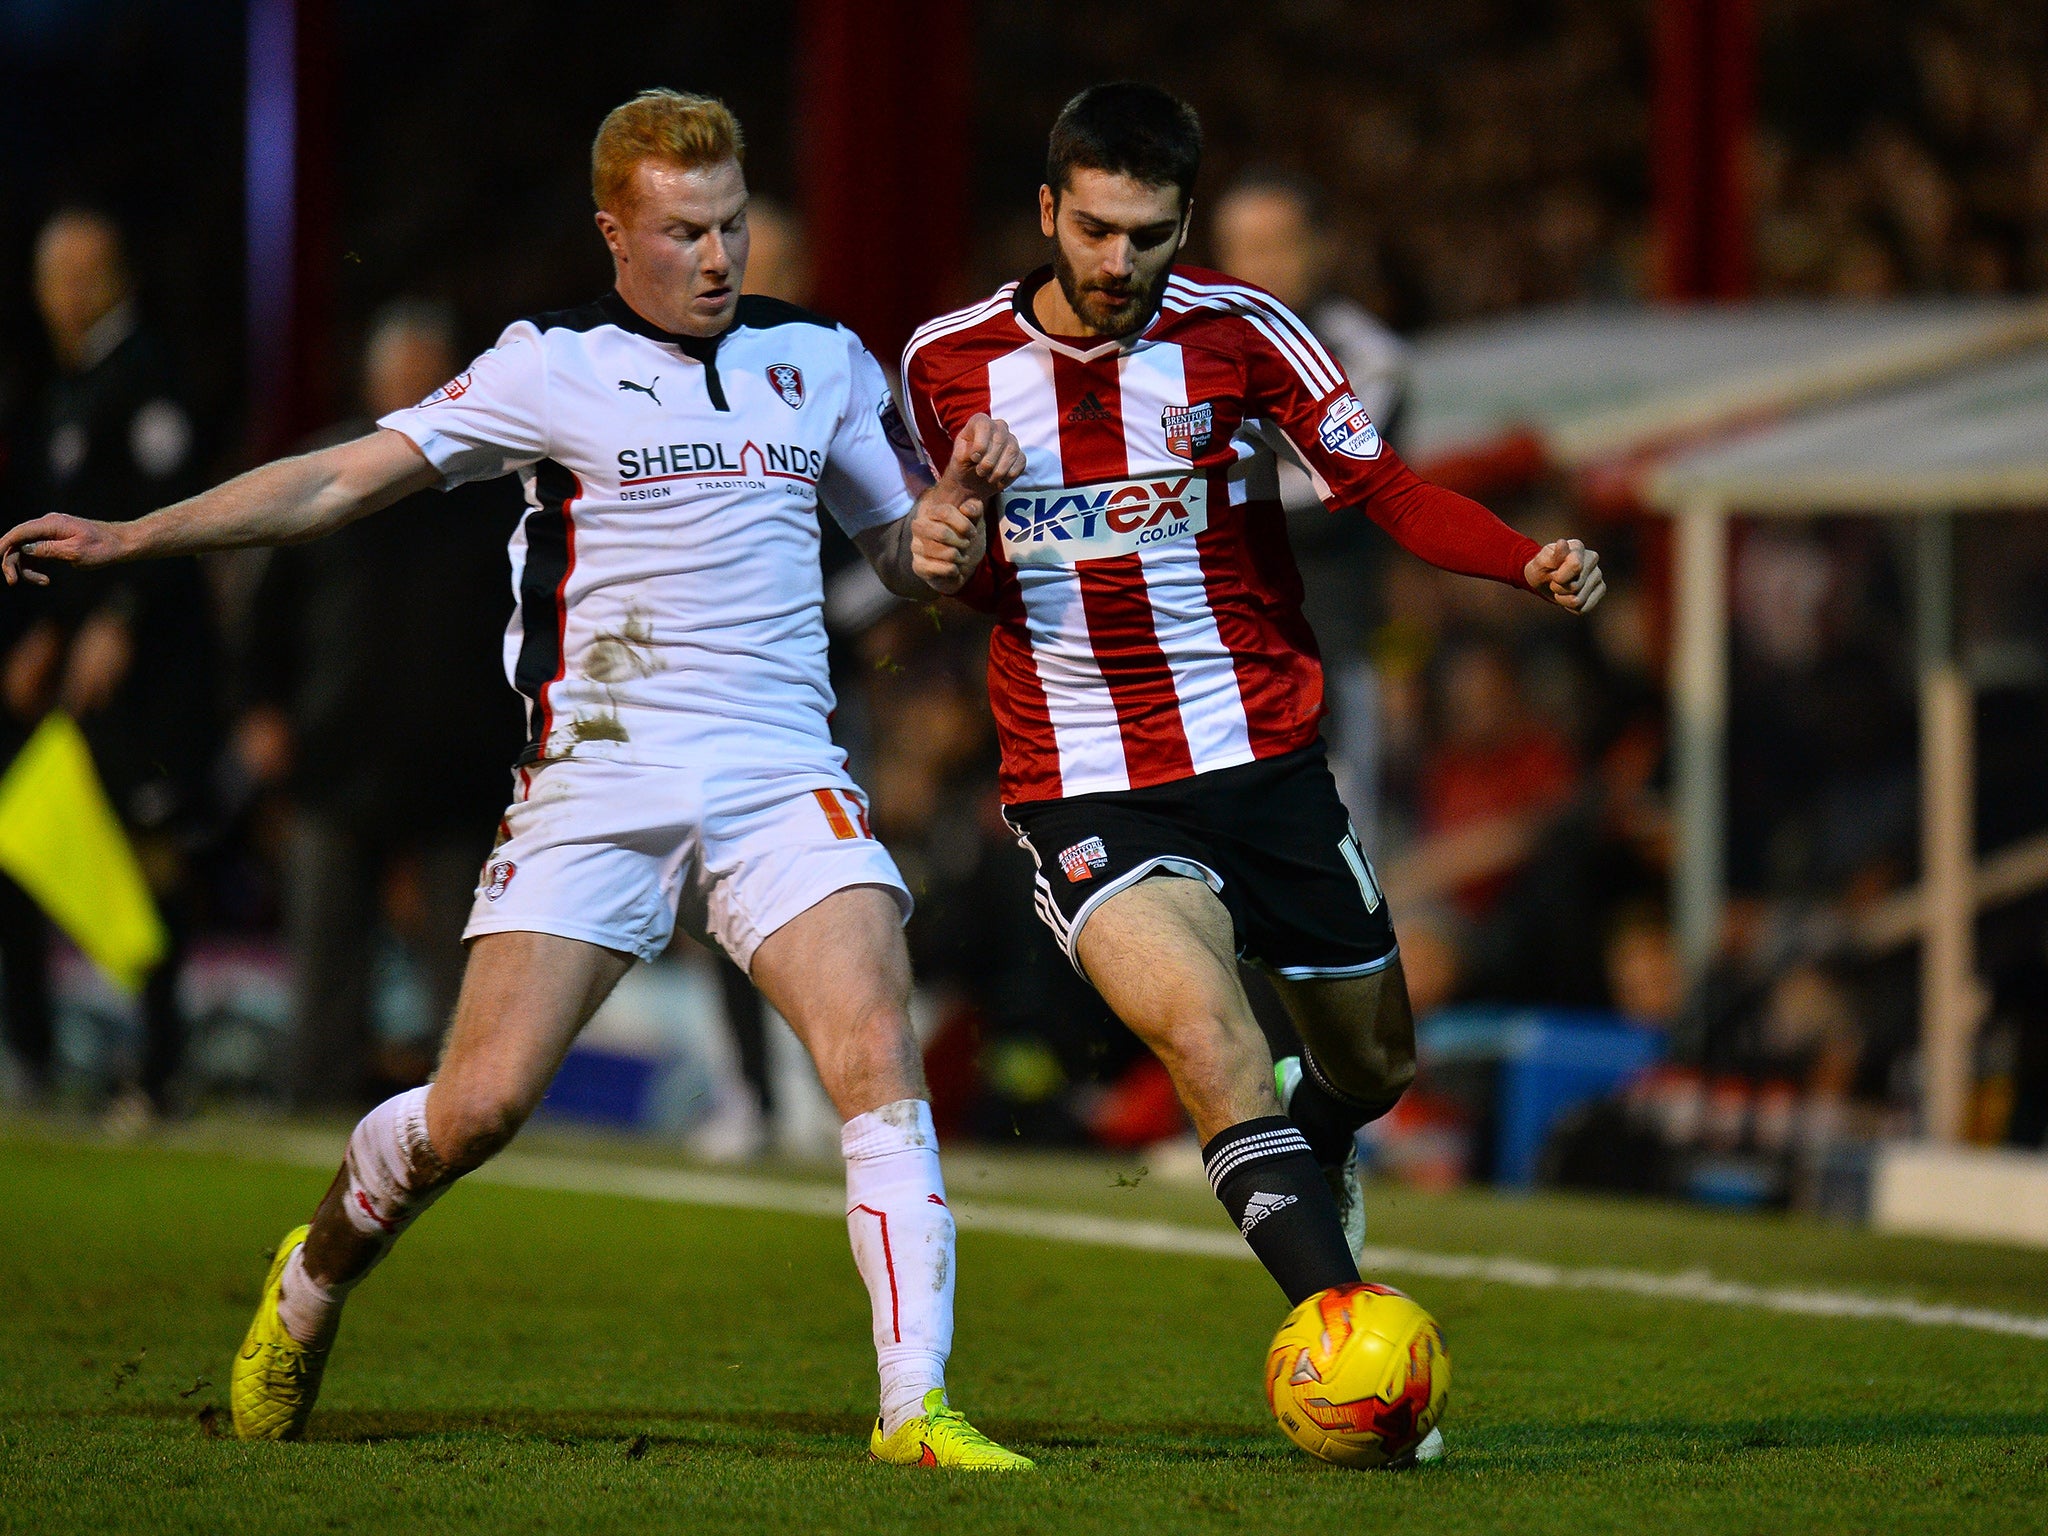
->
[901, 336, 955, 481]
[1226, 285, 1537, 590]
[1355, 451, 1541, 589]
[902, 334, 1000, 614]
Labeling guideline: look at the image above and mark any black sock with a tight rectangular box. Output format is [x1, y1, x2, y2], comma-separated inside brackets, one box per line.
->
[1203, 1116, 1359, 1305]
[1289, 1050, 1402, 1167]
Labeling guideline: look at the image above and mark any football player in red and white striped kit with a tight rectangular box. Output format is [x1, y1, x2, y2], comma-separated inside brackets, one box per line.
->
[904, 84, 1604, 1406]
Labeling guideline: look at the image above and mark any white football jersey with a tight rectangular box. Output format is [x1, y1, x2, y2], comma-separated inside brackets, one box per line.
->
[377, 291, 923, 770]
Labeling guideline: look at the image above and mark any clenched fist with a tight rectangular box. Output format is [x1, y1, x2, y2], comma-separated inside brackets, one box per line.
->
[910, 413, 1025, 596]
[1523, 538, 1605, 615]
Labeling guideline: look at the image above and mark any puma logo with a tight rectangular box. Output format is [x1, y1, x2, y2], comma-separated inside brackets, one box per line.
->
[617, 376, 661, 405]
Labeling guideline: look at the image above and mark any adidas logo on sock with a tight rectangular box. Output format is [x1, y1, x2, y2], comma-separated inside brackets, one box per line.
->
[1238, 1190, 1298, 1234]
[1065, 390, 1112, 424]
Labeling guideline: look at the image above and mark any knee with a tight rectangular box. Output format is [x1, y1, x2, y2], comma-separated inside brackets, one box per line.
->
[1151, 998, 1270, 1091]
[1373, 1047, 1417, 1099]
[428, 1084, 532, 1174]
[1321, 1034, 1415, 1104]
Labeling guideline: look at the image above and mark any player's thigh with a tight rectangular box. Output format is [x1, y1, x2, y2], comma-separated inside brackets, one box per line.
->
[1267, 952, 1417, 1097]
[1074, 875, 1278, 1138]
[748, 883, 923, 1118]
[424, 933, 634, 1167]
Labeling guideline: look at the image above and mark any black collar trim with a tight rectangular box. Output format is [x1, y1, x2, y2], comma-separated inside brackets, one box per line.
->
[600, 290, 724, 362]
[1011, 267, 1054, 325]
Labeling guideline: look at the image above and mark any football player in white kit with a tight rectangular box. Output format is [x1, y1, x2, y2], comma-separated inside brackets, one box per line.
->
[0, 90, 1030, 1468]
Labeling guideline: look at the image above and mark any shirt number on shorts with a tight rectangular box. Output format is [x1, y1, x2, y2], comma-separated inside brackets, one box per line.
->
[814, 788, 872, 840]
[1339, 830, 1383, 913]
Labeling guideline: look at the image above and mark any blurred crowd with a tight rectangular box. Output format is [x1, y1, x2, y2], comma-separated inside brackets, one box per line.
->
[981, 0, 2048, 320]
[3, 1, 2048, 1191]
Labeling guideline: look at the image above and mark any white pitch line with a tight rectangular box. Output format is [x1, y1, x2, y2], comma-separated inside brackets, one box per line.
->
[131, 1127, 2048, 1345]
[463, 1150, 2048, 1343]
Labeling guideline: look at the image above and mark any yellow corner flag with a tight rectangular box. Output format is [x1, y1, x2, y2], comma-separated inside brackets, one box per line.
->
[0, 712, 167, 995]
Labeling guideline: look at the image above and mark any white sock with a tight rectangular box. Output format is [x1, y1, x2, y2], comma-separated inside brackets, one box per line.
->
[276, 1242, 346, 1348]
[341, 1085, 446, 1239]
[842, 1098, 954, 1437]
[277, 1085, 447, 1348]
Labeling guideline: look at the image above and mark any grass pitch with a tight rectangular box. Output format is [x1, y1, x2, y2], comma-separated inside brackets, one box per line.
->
[2, 1122, 2045, 1535]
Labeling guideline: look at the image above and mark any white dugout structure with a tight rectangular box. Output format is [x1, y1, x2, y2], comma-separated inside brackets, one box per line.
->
[1650, 346, 2048, 1147]
[1407, 301, 2048, 1162]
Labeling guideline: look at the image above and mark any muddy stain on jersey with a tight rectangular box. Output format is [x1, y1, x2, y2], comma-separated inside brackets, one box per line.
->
[570, 714, 630, 743]
[584, 610, 658, 684]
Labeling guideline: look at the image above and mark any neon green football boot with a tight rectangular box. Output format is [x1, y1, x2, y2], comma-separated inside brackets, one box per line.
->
[869, 1389, 1035, 1469]
[231, 1225, 330, 1441]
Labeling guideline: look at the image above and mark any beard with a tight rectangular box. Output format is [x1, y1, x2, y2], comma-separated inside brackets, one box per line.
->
[1051, 240, 1172, 339]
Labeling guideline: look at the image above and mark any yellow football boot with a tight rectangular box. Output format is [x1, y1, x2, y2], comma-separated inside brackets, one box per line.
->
[231, 1225, 330, 1441]
[869, 1389, 1035, 1470]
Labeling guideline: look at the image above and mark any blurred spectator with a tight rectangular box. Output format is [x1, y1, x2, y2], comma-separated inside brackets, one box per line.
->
[1213, 169, 1414, 829]
[1727, 528, 1916, 895]
[234, 300, 522, 1108]
[1988, 948, 2048, 1149]
[739, 195, 814, 306]
[1604, 901, 1684, 1030]
[0, 207, 214, 1120]
[1212, 170, 1409, 431]
[1404, 637, 1579, 919]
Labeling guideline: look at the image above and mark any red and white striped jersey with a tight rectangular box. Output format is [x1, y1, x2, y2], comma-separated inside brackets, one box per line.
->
[902, 265, 1538, 805]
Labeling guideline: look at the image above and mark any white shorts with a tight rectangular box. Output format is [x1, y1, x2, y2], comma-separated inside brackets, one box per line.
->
[463, 757, 912, 971]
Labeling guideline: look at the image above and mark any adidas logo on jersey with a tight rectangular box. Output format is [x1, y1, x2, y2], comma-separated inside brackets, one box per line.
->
[1239, 1191, 1298, 1234]
[1064, 391, 1112, 424]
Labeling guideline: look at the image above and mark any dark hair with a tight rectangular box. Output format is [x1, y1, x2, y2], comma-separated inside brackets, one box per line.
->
[1046, 83, 1203, 206]
[1218, 164, 1325, 227]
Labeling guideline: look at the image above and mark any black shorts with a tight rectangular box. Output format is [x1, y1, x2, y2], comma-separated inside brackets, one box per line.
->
[1003, 742, 1398, 982]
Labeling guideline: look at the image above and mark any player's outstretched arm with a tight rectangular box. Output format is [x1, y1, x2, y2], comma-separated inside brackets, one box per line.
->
[855, 413, 1023, 599]
[0, 428, 440, 587]
[1354, 460, 1606, 617]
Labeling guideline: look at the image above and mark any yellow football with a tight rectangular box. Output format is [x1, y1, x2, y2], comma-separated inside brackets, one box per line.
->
[1265, 1282, 1449, 1468]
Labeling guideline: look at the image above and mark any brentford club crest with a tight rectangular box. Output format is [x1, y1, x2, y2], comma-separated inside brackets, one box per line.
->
[1161, 401, 1214, 460]
[1058, 836, 1110, 883]
[480, 859, 516, 901]
[767, 363, 805, 409]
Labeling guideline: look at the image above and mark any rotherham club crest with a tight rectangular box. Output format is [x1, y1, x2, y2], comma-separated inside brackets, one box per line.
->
[1161, 401, 1214, 461]
[767, 363, 805, 409]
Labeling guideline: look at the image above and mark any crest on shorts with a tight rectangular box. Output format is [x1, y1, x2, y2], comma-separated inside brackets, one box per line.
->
[1161, 401, 1214, 461]
[481, 859, 517, 902]
[1059, 836, 1110, 884]
[767, 363, 805, 409]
